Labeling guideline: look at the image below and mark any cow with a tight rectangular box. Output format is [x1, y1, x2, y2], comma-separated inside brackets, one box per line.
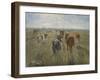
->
[60, 31, 64, 37]
[54, 30, 65, 52]
[52, 39, 61, 54]
[52, 35, 62, 54]
[44, 33, 48, 40]
[66, 36, 75, 53]
[36, 33, 44, 43]
[65, 32, 80, 52]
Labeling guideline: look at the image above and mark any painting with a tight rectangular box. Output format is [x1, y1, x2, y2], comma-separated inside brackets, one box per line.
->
[11, 2, 97, 78]
[26, 13, 90, 67]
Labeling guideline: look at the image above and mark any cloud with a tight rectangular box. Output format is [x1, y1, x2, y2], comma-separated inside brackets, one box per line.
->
[25, 12, 89, 30]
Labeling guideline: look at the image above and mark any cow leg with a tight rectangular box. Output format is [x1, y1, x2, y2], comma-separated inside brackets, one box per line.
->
[70, 46, 73, 53]
[67, 46, 68, 52]
[53, 49, 55, 54]
[70, 46, 75, 65]
[62, 43, 65, 52]
[52, 46, 57, 54]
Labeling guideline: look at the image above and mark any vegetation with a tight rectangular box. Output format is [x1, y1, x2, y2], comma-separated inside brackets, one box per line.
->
[26, 28, 89, 67]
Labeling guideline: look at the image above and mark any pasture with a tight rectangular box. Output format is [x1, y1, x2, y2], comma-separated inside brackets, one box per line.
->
[26, 28, 89, 67]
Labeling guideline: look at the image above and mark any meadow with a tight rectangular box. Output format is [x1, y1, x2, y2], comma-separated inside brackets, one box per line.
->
[26, 28, 89, 67]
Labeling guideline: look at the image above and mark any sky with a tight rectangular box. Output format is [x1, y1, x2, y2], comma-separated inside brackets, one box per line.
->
[25, 12, 90, 30]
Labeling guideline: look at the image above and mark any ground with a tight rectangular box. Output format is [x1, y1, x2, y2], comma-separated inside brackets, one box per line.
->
[26, 28, 89, 67]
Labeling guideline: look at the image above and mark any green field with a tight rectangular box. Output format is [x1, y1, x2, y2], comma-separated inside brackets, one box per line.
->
[26, 28, 89, 67]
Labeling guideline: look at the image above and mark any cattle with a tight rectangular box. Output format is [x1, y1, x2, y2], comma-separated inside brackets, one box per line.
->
[44, 33, 48, 40]
[52, 30, 66, 54]
[66, 36, 75, 53]
[36, 33, 44, 43]
[59, 31, 65, 39]
[60, 31, 64, 36]
[37, 33, 48, 42]
[54, 31, 65, 52]
[52, 35, 62, 54]
[37, 35, 42, 43]
[65, 32, 80, 53]
[57, 34, 63, 42]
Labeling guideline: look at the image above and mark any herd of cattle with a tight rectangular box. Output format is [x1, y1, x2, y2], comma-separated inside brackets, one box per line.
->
[35, 30, 80, 54]
[52, 31, 80, 54]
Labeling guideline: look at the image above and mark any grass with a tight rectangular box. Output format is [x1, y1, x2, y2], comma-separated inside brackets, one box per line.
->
[26, 28, 89, 67]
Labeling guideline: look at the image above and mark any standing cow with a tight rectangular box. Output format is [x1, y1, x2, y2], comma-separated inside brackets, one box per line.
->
[65, 32, 80, 53]
[66, 35, 75, 53]
[52, 35, 62, 54]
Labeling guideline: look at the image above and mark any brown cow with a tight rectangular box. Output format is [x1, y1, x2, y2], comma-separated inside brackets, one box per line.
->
[66, 35, 75, 53]
[65, 32, 80, 53]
